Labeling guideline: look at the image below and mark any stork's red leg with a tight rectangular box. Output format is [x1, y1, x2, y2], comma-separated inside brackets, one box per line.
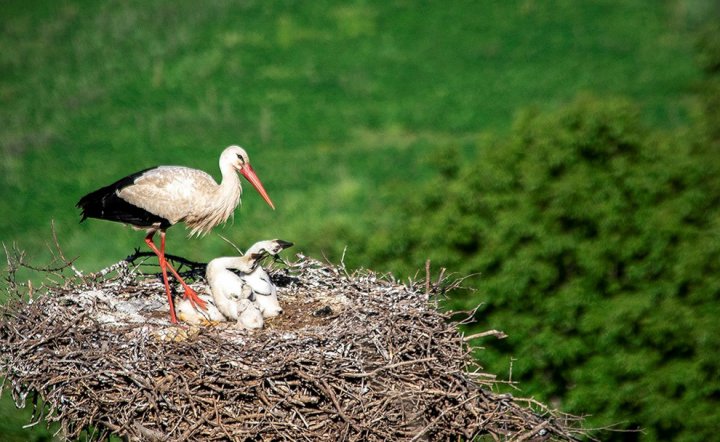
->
[158, 232, 208, 310]
[145, 232, 178, 324]
[164, 261, 208, 310]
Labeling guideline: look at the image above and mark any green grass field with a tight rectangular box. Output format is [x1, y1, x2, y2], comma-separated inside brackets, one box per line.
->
[0, 0, 708, 439]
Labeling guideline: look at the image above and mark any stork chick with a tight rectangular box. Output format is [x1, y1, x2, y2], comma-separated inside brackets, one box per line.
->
[206, 255, 266, 329]
[176, 292, 225, 326]
[242, 239, 294, 318]
[206, 239, 293, 320]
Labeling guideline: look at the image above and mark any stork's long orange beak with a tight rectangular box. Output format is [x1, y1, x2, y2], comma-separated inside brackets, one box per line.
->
[240, 164, 275, 210]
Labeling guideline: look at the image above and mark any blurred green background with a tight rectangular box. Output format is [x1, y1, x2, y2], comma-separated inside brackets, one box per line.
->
[2, 0, 719, 440]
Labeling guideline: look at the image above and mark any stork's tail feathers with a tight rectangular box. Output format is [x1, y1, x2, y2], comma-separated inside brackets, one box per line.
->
[76, 167, 171, 229]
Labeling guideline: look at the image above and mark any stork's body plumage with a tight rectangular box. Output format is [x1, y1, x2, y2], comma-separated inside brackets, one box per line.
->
[76, 146, 275, 323]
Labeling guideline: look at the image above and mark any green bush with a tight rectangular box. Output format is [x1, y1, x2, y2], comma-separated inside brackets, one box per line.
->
[696, 21, 720, 144]
[390, 95, 720, 440]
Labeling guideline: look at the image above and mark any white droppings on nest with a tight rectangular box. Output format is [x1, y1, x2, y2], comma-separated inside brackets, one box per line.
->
[49, 282, 172, 327]
[280, 332, 297, 340]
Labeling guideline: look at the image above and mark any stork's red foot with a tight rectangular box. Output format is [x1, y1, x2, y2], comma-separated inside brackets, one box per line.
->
[182, 286, 208, 310]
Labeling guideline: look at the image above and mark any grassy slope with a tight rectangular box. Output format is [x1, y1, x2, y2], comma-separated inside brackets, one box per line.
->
[0, 0, 700, 439]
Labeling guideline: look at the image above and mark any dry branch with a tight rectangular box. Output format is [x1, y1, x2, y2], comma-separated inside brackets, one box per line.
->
[0, 253, 587, 441]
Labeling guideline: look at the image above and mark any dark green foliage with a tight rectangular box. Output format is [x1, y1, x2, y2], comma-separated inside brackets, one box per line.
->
[390, 95, 720, 440]
[695, 21, 720, 144]
[695, 21, 720, 75]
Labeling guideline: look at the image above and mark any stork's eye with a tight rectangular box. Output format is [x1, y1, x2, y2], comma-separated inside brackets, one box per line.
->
[236, 154, 246, 164]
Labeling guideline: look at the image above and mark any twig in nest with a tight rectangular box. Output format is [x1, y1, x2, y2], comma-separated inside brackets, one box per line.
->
[463, 330, 508, 341]
[124, 250, 206, 281]
[124, 250, 205, 270]
[216, 234, 244, 254]
[49, 220, 83, 279]
[2, 242, 21, 294]
[425, 260, 431, 294]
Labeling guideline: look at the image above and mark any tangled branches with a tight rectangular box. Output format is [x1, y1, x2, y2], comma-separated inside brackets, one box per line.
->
[0, 253, 586, 441]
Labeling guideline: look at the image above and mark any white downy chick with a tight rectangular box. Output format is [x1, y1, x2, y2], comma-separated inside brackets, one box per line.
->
[206, 239, 293, 323]
[176, 292, 225, 325]
[206, 256, 265, 329]
[240, 239, 293, 318]
[236, 298, 264, 329]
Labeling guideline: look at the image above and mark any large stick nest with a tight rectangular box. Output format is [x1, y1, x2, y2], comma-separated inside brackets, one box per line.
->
[0, 251, 585, 441]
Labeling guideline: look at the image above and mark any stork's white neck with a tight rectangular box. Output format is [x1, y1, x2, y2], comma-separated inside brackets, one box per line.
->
[216, 161, 243, 210]
[185, 164, 242, 237]
[207, 256, 255, 278]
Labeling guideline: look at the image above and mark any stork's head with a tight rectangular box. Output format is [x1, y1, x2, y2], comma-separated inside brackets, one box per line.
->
[221, 145, 275, 210]
[245, 239, 294, 258]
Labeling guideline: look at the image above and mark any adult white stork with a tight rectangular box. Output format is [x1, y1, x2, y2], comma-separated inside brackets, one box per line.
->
[76, 145, 275, 324]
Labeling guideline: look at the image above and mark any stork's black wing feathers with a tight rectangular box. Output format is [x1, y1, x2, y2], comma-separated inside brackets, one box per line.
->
[76, 167, 172, 229]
